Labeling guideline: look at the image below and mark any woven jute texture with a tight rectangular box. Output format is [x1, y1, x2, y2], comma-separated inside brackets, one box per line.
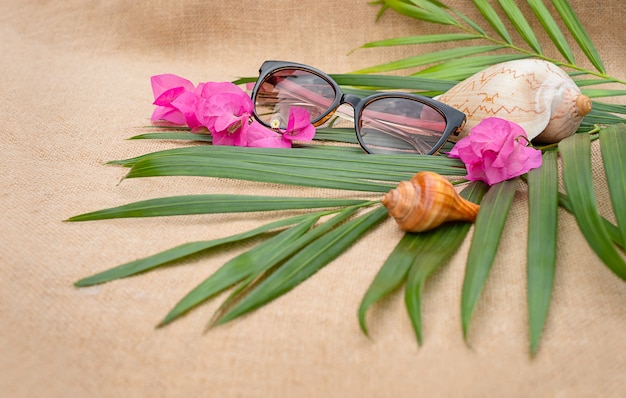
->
[2, 1, 625, 397]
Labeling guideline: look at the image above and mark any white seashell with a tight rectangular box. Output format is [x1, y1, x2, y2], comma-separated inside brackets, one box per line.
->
[435, 59, 592, 143]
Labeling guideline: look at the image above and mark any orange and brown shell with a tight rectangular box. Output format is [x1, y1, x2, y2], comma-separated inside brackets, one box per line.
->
[382, 172, 480, 233]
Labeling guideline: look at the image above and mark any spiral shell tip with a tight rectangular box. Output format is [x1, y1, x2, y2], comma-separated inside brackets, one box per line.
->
[576, 94, 592, 116]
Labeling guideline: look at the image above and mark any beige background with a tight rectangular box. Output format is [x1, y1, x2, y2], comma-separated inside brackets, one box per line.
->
[2, 1, 626, 397]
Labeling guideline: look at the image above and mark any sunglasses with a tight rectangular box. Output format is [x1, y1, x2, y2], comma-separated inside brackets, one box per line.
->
[250, 61, 466, 155]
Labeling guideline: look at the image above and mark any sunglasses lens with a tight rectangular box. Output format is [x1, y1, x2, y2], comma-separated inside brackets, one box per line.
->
[359, 97, 447, 154]
[254, 69, 336, 129]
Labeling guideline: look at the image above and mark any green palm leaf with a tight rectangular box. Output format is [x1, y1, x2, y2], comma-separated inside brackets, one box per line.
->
[70, 1, 626, 355]
[159, 206, 368, 327]
[359, 33, 479, 49]
[358, 233, 420, 336]
[130, 132, 213, 142]
[114, 146, 465, 193]
[124, 155, 395, 193]
[367, 0, 624, 88]
[461, 178, 518, 340]
[558, 193, 624, 250]
[404, 181, 488, 345]
[213, 206, 389, 326]
[352, 45, 505, 74]
[599, 124, 626, 245]
[413, 53, 532, 80]
[581, 89, 626, 99]
[159, 216, 320, 327]
[331, 73, 457, 92]
[383, 0, 460, 26]
[73, 213, 321, 287]
[559, 133, 626, 280]
[527, 0, 575, 63]
[526, 151, 558, 355]
[66, 195, 371, 221]
[551, 0, 605, 73]
[472, 0, 512, 43]
[497, 0, 542, 53]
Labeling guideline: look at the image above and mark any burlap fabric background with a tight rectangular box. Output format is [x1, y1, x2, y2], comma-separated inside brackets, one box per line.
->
[2, 1, 625, 397]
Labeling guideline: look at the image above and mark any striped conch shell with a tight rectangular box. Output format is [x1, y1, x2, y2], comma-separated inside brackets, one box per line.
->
[382, 171, 480, 233]
[435, 59, 592, 143]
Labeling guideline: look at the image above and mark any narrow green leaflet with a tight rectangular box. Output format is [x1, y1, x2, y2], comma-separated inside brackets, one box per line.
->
[527, 0, 575, 63]
[214, 206, 389, 326]
[129, 132, 213, 142]
[331, 73, 457, 92]
[312, 128, 360, 144]
[405, 224, 471, 345]
[66, 195, 371, 221]
[461, 178, 518, 340]
[452, 8, 487, 35]
[358, 233, 422, 335]
[124, 155, 395, 193]
[571, 79, 618, 88]
[73, 213, 321, 287]
[559, 133, 626, 281]
[526, 151, 558, 356]
[579, 110, 626, 131]
[359, 33, 479, 49]
[552, 0, 605, 73]
[110, 145, 465, 174]
[591, 102, 626, 115]
[159, 216, 319, 326]
[352, 45, 506, 74]
[581, 89, 626, 99]
[497, 0, 542, 53]
[205, 206, 364, 325]
[407, 0, 461, 26]
[599, 124, 626, 245]
[414, 53, 531, 80]
[405, 181, 488, 345]
[472, 0, 512, 44]
[558, 193, 624, 250]
[109, 145, 465, 180]
[383, 0, 459, 26]
[116, 149, 465, 193]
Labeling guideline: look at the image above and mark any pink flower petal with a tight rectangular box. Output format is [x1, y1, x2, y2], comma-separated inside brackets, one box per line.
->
[171, 91, 201, 129]
[283, 107, 315, 142]
[150, 74, 195, 99]
[246, 120, 291, 148]
[448, 117, 542, 185]
[151, 106, 186, 125]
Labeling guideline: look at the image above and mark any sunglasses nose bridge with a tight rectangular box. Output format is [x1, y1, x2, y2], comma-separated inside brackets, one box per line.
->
[341, 94, 362, 108]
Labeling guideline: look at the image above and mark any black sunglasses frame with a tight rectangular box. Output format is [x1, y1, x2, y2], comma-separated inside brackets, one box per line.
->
[250, 60, 467, 155]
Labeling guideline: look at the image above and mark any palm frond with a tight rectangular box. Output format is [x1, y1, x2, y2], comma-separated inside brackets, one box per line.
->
[497, 0, 542, 53]
[473, 0, 513, 43]
[71, 1, 626, 357]
[526, 151, 558, 356]
[527, 0, 575, 62]
[551, 0, 605, 73]
[461, 178, 518, 340]
[364, 0, 624, 86]
[559, 133, 626, 281]
[73, 213, 321, 287]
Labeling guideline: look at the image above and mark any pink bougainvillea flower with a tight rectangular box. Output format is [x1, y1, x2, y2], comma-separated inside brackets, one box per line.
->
[150, 75, 316, 149]
[246, 120, 291, 148]
[246, 107, 316, 148]
[150, 74, 196, 125]
[195, 82, 254, 138]
[448, 117, 542, 185]
[282, 107, 316, 142]
[170, 91, 202, 129]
